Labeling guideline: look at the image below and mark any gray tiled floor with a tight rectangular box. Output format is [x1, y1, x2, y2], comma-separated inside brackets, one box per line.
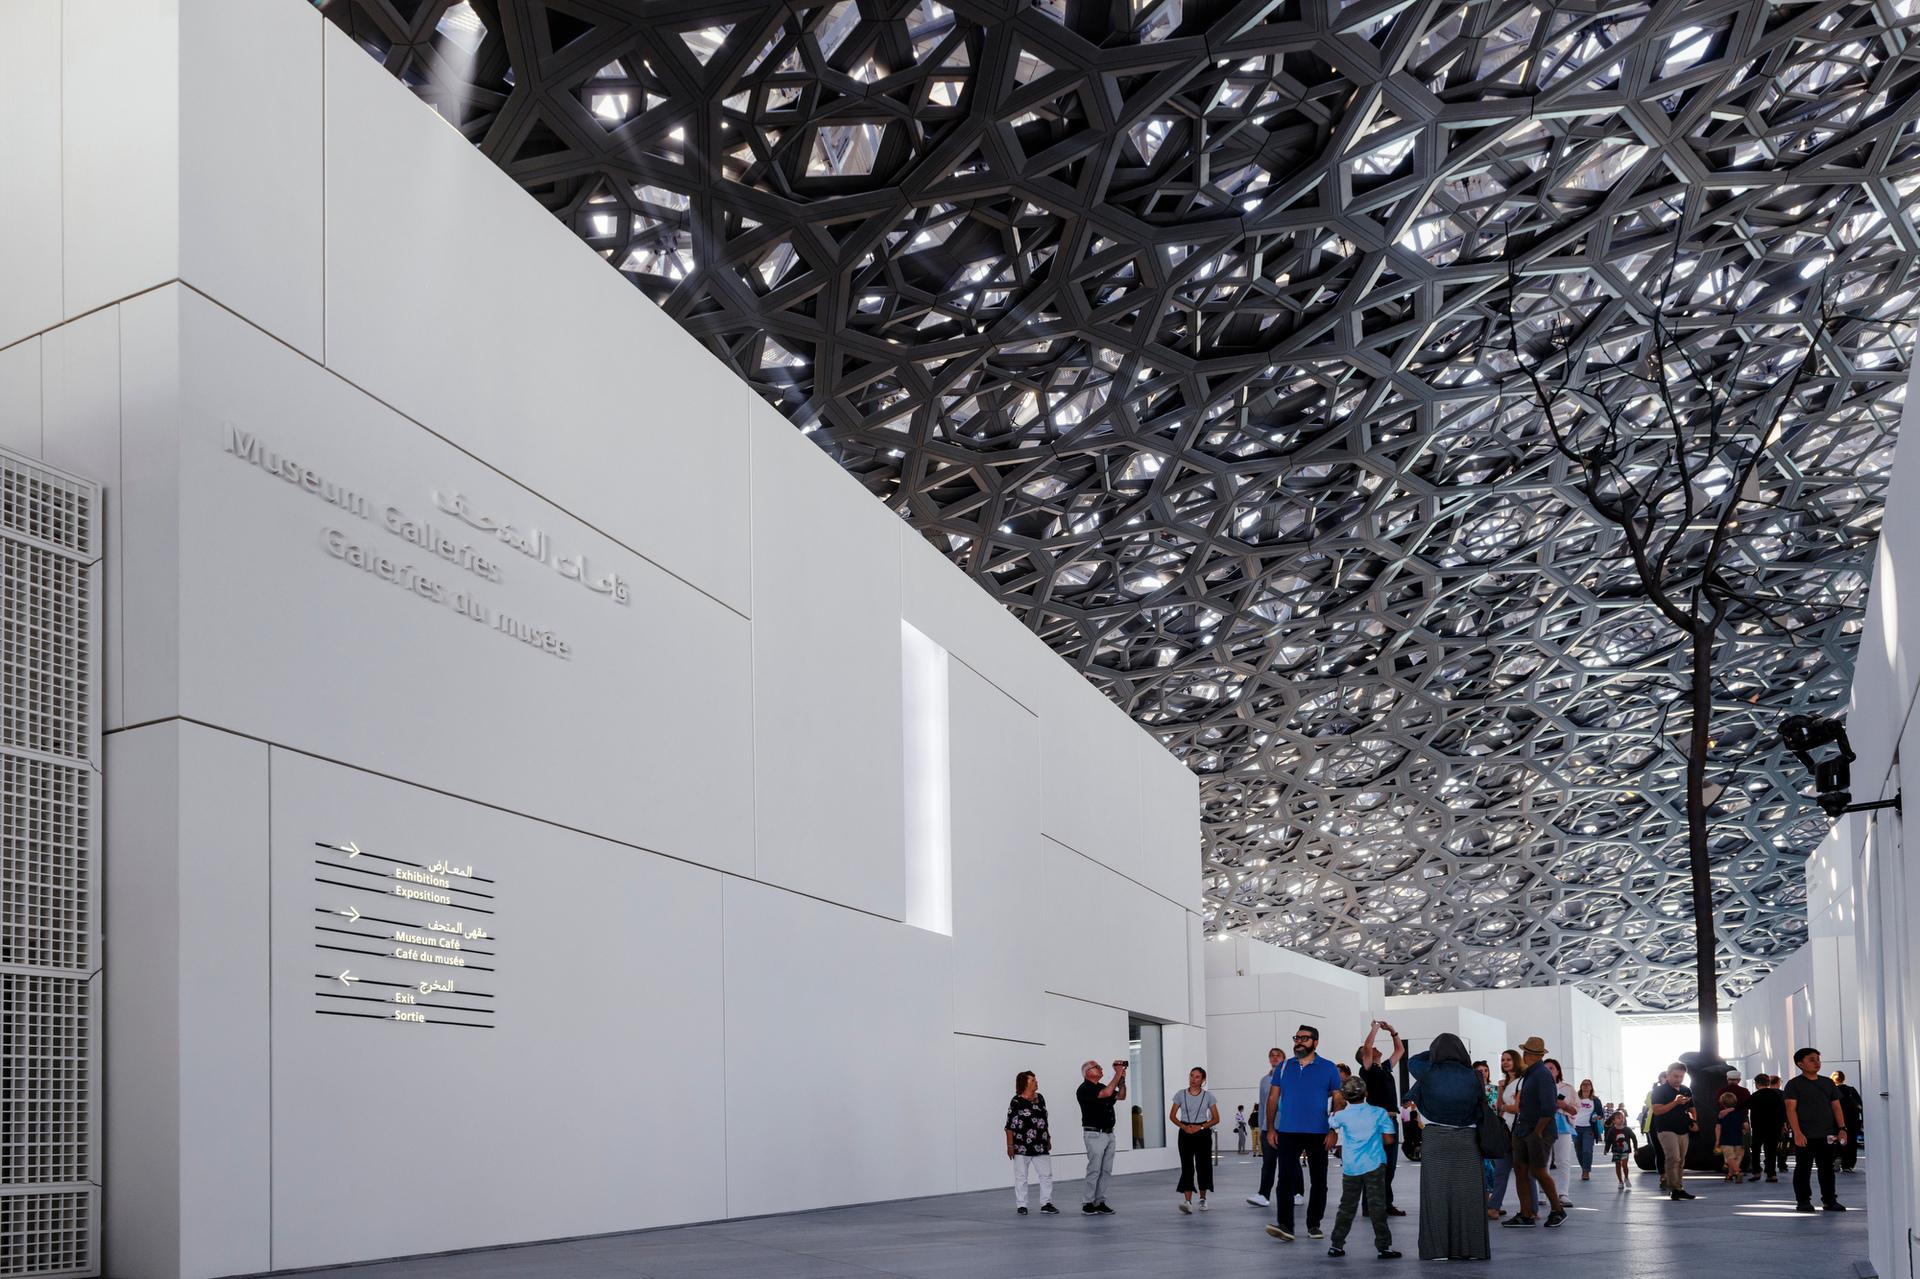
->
[273, 1152, 1871, 1278]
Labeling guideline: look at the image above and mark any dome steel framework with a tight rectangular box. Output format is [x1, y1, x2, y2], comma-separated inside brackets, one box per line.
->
[322, 0, 1920, 1012]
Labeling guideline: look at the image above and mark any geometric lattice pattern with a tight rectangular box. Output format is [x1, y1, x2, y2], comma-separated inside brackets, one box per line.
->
[321, 0, 1920, 1012]
[0, 448, 98, 1277]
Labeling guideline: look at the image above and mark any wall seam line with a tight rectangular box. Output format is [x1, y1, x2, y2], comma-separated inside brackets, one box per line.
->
[100, 715, 921, 926]
[1041, 832, 1198, 917]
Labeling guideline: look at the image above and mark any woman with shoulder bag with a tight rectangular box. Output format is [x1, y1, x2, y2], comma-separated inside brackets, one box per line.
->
[1170, 1067, 1220, 1213]
[1407, 1034, 1493, 1261]
[1485, 1050, 1521, 1220]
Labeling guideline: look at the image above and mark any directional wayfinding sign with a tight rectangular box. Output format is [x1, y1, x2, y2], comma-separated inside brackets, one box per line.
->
[311, 839, 498, 1030]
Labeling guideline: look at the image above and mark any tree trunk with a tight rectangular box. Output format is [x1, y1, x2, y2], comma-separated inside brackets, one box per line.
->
[1687, 620, 1719, 1059]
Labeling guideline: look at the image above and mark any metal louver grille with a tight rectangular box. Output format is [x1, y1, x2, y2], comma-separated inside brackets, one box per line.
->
[0, 449, 99, 1278]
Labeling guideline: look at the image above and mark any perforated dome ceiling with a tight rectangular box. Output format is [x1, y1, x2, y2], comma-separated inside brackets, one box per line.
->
[321, 0, 1920, 1012]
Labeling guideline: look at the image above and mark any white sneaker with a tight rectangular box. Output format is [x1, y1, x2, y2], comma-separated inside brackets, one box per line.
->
[1198, 1199, 1211, 1212]
[1247, 1194, 1271, 1207]
[1179, 1200, 1192, 1214]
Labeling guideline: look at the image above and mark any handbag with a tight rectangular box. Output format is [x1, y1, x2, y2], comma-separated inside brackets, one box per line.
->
[1475, 1089, 1510, 1159]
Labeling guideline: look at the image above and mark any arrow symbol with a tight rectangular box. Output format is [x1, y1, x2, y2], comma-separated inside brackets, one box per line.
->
[337, 970, 357, 987]
[337, 906, 361, 923]
[344, 841, 362, 858]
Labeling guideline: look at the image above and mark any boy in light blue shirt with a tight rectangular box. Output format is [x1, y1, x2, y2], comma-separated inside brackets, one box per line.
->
[1324, 1077, 1401, 1259]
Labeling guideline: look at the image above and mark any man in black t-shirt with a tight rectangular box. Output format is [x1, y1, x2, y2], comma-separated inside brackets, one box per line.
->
[1075, 1058, 1127, 1214]
[1648, 1063, 1697, 1200]
[1784, 1047, 1846, 1212]
[1747, 1075, 1787, 1181]
[1355, 1019, 1405, 1216]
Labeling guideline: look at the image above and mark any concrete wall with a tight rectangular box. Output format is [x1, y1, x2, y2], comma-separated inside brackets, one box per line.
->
[1727, 830, 1863, 1086]
[0, 2, 1206, 1274]
[1203, 937, 1388, 1120]
[1385, 986, 1625, 1106]
[1379, 1005, 1510, 1072]
[1811, 343, 1920, 1279]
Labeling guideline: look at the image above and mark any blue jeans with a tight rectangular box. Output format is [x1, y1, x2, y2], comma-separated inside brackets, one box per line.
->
[1574, 1130, 1596, 1174]
[1486, 1153, 1512, 1210]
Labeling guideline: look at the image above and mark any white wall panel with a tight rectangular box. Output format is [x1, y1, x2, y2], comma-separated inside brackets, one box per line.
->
[179, 0, 324, 357]
[155, 287, 756, 873]
[102, 725, 185, 1279]
[105, 722, 272, 1279]
[1732, 945, 1813, 1078]
[0, 338, 42, 458]
[1139, 738, 1200, 909]
[898, 528, 1048, 715]
[1204, 975, 1262, 1017]
[116, 291, 184, 733]
[267, 750, 727, 1270]
[723, 880, 955, 1215]
[1162, 1023, 1208, 1067]
[63, 0, 180, 320]
[43, 304, 132, 731]
[321, 24, 750, 613]
[1206, 1012, 1279, 1098]
[1851, 391, 1920, 787]
[1209, 934, 1376, 996]
[39, 306, 120, 499]
[1374, 1006, 1508, 1073]
[1387, 985, 1624, 1100]
[1565, 989, 1624, 1104]
[0, 0, 63, 350]
[1037, 994, 1130, 1165]
[953, 1035, 1042, 1194]
[1251, 975, 1372, 1071]
[1040, 681, 1142, 880]
[1042, 839, 1188, 1024]
[748, 403, 904, 915]
[1848, 547, 1898, 791]
[949, 661, 1046, 1042]
[178, 728, 273, 1279]
[1843, 358, 1920, 1279]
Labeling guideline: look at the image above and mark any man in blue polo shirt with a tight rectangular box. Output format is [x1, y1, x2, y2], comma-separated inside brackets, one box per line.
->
[1263, 1024, 1344, 1243]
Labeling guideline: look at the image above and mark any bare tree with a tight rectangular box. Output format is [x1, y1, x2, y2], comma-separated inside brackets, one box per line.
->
[1498, 223, 1845, 1059]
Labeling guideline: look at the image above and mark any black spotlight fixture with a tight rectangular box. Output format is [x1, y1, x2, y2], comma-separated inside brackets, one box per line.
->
[1779, 714, 1901, 817]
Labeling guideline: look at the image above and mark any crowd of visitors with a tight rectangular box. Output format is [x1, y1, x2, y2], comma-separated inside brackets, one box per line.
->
[1001, 1032, 1864, 1246]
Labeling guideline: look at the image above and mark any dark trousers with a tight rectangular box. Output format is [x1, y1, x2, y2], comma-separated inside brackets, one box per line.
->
[1259, 1132, 1285, 1196]
[1754, 1125, 1783, 1177]
[1840, 1124, 1860, 1170]
[1794, 1140, 1840, 1206]
[1361, 1138, 1397, 1214]
[1275, 1131, 1329, 1232]
[1332, 1168, 1391, 1252]
[1176, 1128, 1213, 1195]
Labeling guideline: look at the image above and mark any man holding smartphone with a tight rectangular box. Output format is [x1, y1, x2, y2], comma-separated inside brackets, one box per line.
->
[1077, 1058, 1127, 1214]
[1649, 1062, 1697, 1201]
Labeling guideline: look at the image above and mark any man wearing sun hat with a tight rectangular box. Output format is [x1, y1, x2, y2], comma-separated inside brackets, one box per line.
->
[1504, 1036, 1567, 1228]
